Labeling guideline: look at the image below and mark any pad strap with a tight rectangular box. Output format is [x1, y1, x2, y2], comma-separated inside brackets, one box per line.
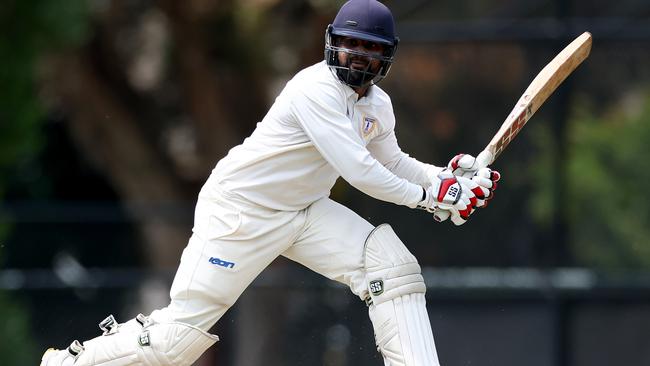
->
[41, 314, 218, 366]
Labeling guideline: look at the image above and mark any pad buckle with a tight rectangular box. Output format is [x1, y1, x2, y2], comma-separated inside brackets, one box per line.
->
[99, 315, 118, 335]
[67, 340, 85, 357]
[135, 313, 152, 327]
[364, 295, 373, 307]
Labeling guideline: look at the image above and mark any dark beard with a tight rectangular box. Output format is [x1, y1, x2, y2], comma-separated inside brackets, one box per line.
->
[336, 63, 374, 88]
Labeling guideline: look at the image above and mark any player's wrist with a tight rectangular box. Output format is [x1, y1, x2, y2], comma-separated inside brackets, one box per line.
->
[424, 164, 444, 183]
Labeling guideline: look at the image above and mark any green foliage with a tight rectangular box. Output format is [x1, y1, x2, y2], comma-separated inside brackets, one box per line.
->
[0, 1, 90, 363]
[528, 121, 557, 229]
[531, 92, 650, 269]
[0, 0, 89, 195]
[0, 292, 38, 365]
[567, 94, 650, 269]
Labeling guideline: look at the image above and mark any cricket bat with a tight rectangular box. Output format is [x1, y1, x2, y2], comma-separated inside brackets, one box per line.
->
[436, 32, 592, 223]
[475, 31, 593, 168]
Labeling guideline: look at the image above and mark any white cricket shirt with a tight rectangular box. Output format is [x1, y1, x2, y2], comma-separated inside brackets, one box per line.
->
[204, 61, 438, 211]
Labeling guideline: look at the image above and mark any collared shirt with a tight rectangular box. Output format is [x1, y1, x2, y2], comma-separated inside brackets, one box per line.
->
[204, 61, 438, 211]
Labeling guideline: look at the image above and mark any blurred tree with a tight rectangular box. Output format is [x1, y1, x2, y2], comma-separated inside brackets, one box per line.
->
[568, 92, 650, 269]
[26, 2, 335, 362]
[37, 0, 334, 270]
[1, 0, 89, 240]
[0, 292, 36, 365]
[1, 1, 89, 363]
[0, 0, 90, 214]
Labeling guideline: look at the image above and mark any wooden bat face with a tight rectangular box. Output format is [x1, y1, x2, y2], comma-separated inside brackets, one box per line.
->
[477, 32, 592, 169]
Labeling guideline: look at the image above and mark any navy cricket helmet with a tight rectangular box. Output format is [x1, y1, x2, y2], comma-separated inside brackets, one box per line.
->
[325, 0, 399, 89]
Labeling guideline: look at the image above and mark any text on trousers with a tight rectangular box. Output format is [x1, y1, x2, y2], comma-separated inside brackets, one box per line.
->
[209, 257, 235, 269]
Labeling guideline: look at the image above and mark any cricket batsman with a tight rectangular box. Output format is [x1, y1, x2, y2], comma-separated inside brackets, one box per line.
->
[41, 1, 501, 365]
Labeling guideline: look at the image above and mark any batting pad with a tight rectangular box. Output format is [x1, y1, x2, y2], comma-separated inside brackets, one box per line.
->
[364, 224, 426, 306]
[41, 314, 218, 366]
[363, 224, 439, 365]
[369, 293, 440, 366]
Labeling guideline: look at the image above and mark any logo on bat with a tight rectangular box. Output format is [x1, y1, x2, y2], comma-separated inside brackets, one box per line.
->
[495, 104, 533, 156]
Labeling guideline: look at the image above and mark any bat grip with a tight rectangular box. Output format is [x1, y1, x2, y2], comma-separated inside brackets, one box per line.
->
[475, 149, 494, 170]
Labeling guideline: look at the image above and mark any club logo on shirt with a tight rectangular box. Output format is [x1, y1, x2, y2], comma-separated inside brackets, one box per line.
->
[362, 116, 377, 137]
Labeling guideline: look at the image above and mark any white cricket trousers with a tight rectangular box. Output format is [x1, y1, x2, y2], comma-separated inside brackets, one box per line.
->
[157, 187, 374, 331]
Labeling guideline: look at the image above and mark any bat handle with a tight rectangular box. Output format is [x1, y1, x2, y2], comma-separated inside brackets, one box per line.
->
[475, 149, 494, 170]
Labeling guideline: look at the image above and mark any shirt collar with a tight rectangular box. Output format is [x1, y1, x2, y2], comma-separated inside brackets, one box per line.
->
[323, 61, 381, 106]
[342, 82, 380, 106]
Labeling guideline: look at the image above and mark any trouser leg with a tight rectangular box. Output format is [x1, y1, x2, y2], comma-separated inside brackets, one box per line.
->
[160, 194, 302, 331]
[282, 197, 373, 298]
[283, 198, 441, 366]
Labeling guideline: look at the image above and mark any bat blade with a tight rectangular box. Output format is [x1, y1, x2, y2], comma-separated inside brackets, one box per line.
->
[476, 32, 593, 168]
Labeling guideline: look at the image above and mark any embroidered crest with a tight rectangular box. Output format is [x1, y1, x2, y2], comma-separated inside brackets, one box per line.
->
[362, 116, 377, 137]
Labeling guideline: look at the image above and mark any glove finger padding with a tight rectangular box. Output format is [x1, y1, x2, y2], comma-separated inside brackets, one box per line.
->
[473, 168, 501, 187]
[456, 176, 486, 208]
[471, 168, 501, 207]
[450, 212, 469, 226]
[433, 207, 469, 226]
[454, 192, 474, 221]
[433, 209, 450, 223]
[434, 199, 472, 225]
[448, 153, 480, 178]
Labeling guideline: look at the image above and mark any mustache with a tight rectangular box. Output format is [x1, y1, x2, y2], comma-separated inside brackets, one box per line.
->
[347, 57, 371, 69]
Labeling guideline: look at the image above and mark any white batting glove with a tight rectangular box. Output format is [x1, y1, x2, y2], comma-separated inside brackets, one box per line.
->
[449, 153, 501, 208]
[417, 169, 476, 225]
[435, 167, 502, 223]
[471, 167, 501, 207]
[448, 153, 481, 178]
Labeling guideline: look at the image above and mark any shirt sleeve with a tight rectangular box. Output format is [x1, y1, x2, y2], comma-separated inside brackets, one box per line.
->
[367, 127, 443, 187]
[289, 83, 424, 208]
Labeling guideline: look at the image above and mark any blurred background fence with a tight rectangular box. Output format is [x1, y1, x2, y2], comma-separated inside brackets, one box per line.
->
[2, 0, 650, 365]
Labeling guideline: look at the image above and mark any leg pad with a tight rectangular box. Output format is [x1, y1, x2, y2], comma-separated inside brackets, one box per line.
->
[363, 224, 440, 366]
[40, 314, 219, 366]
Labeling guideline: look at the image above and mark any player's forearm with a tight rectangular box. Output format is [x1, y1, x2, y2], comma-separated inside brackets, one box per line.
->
[385, 153, 443, 187]
[320, 140, 427, 208]
[344, 167, 424, 208]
